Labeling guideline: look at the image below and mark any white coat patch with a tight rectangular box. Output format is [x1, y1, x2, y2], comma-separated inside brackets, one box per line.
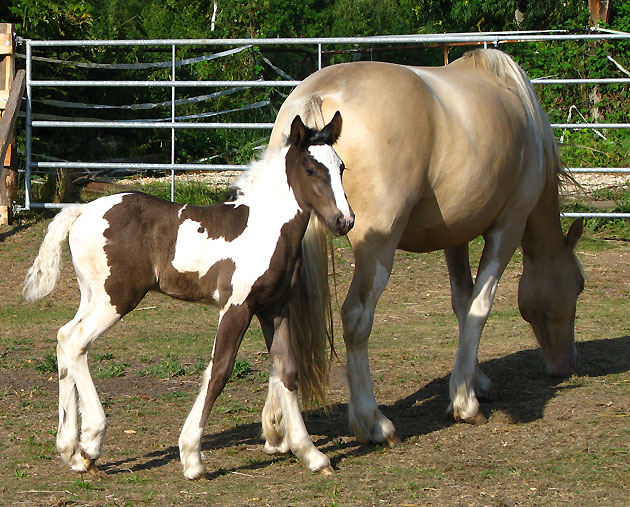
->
[171, 150, 302, 308]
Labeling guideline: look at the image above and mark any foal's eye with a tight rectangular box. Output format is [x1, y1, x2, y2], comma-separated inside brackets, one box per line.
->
[306, 167, 315, 176]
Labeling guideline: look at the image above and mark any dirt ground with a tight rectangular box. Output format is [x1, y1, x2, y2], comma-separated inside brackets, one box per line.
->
[0, 215, 629, 506]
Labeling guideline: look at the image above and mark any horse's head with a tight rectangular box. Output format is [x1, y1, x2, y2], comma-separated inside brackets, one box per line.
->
[285, 112, 354, 236]
[518, 218, 585, 377]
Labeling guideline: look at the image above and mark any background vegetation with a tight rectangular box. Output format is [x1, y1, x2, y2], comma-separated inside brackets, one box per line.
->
[2, 1, 629, 235]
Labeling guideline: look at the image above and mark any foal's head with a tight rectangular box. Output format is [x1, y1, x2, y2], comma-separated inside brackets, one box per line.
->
[285, 112, 354, 236]
[518, 219, 585, 377]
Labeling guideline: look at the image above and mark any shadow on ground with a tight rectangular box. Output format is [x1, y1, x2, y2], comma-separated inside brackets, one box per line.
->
[98, 335, 630, 477]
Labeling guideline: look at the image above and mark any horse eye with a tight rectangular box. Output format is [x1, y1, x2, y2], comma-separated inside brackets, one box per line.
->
[306, 167, 315, 176]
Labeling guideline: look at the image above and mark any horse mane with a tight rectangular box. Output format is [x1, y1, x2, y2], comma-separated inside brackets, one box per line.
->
[231, 146, 290, 200]
[463, 49, 572, 188]
[286, 97, 335, 409]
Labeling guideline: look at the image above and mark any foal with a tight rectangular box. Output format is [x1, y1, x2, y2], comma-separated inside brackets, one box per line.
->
[24, 112, 354, 479]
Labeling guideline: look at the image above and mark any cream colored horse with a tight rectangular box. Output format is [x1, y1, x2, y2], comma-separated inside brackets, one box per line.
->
[270, 49, 584, 447]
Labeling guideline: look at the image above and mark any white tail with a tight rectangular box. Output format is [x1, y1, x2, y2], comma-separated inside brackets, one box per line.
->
[23, 206, 83, 303]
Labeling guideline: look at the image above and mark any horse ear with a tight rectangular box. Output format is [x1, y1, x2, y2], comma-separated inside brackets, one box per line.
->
[566, 218, 584, 250]
[321, 111, 342, 145]
[289, 115, 308, 147]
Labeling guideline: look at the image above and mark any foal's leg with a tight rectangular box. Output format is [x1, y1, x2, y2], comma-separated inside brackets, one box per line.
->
[179, 305, 251, 480]
[446, 224, 525, 424]
[342, 239, 400, 445]
[444, 244, 494, 402]
[56, 296, 120, 472]
[260, 311, 332, 473]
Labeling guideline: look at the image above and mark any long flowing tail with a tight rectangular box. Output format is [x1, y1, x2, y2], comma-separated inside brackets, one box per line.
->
[289, 214, 333, 408]
[23, 206, 83, 303]
[465, 49, 566, 183]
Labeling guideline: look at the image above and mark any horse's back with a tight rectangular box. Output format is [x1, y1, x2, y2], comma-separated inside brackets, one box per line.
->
[272, 52, 551, 252]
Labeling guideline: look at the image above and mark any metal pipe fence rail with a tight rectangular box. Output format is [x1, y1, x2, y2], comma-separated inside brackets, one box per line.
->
[18, 30, 630, 217]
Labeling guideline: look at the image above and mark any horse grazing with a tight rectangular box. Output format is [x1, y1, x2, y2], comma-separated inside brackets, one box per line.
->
[268, 49, 584, 446]
[23, 113, 354, 479]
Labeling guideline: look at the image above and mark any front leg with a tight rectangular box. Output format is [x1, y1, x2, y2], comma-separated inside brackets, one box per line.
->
[446, 225, 523, 424]
[179, 304, 251, 480]
[341, 244, 400, 446]
[259, 309, 332, 474]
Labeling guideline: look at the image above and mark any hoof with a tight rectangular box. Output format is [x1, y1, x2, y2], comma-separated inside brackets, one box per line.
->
[263, 441, 290, 455]
[74, 456, 100, 476]
[468, 412, 488, 425]
[386, 432, 402, 446]
[454, 411, 487, 425]
[319, 466, 334, 476]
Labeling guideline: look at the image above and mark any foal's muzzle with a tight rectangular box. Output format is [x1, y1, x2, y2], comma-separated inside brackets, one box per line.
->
[333, 211, 355, 236]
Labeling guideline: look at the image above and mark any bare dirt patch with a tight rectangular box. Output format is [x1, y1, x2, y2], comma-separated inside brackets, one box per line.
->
[1, 216, 629, 506]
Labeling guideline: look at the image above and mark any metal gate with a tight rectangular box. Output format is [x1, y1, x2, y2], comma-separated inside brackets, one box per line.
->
[17, 30, 630, 217]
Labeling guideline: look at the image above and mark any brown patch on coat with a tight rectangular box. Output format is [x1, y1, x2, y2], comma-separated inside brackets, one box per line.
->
[101, 193, 247, 315]
[179, 203, 249, 242]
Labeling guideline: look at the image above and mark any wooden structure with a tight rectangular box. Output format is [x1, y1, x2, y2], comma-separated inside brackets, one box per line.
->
[589, 0, 611, 26]
[0, 23, 22, 225]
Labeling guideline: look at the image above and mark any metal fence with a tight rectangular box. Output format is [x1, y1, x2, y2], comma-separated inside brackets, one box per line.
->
[18, 29, 630, 217]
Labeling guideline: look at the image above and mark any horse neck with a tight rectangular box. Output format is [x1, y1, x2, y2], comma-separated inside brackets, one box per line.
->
[520, 178, 566, 262]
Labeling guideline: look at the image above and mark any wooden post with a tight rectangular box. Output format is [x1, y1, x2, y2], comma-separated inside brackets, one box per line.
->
[588, 0, 610, 25]
[0, 23, 16, 225]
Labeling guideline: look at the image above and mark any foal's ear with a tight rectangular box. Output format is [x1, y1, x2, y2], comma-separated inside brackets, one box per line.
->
[289, 115, 308, 147]
[321, 111, 342, 145]
[566, 218, 584, 251]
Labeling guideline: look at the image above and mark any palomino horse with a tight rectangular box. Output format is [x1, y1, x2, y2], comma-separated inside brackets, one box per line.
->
[268, 49, 584, 447]
[23, 113, 354, 479]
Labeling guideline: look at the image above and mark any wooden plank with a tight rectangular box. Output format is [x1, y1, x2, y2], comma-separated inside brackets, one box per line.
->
[0, 90, 9, 110]
[3, 143, 12, 166]
[0, 69, 24, 174]
[0, 33, 12, 55]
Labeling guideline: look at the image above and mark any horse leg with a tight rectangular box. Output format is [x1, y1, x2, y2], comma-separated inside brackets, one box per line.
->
[444, 244, 494, 402]
[260, 310, 332, 473]
[342, 240, 400, 445]
[179, 305, 251, 480]
[447, 223, 525, 424]
[56, 298, 120, 472]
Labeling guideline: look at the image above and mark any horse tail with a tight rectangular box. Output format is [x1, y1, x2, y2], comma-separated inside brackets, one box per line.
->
[23, 205, 83, 303]
[289, 214, 333, 409]
[466, 48, 566, 183]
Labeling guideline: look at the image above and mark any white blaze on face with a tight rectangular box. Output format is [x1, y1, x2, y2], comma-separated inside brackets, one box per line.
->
[307, 144, 352, 220]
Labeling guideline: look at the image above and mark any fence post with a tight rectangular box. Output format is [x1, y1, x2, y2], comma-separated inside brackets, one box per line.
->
[0, 23, 17, 225]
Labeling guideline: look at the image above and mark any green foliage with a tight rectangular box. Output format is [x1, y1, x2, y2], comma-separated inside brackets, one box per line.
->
[138, 354, 187, 378]
[93, 360, 128, 378]
[562, 183, 630, 240]
[229, 359, 252, 382]
[7, 0, 630, 213]
[35, 353, 57, 374]
[90, 180, 234, 206]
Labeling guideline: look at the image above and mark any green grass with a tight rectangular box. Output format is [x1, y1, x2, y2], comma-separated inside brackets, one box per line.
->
[561, 182, 630, 240]
[82, 180, 233, 207]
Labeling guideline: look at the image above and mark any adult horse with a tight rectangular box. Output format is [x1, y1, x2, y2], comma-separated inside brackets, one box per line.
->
[23, 113, 354, 479]
[268, 49, 584, 446]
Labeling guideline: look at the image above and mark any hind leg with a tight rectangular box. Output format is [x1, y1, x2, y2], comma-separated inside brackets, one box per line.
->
[446, 224, 524, 424]
[179, 305, 251, 480]
[342, 238, 400, 445]
[260, 310, 331, 473]
[56, 298, 120, 472]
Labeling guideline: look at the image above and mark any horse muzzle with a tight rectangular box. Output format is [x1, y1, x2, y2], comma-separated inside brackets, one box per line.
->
[332, 211, 355, 236]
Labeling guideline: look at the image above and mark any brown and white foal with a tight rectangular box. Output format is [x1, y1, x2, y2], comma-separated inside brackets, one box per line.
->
[23, 112, 353, 480]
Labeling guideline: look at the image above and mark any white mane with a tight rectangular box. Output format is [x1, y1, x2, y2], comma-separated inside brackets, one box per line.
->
[232, 145, 296, 208]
